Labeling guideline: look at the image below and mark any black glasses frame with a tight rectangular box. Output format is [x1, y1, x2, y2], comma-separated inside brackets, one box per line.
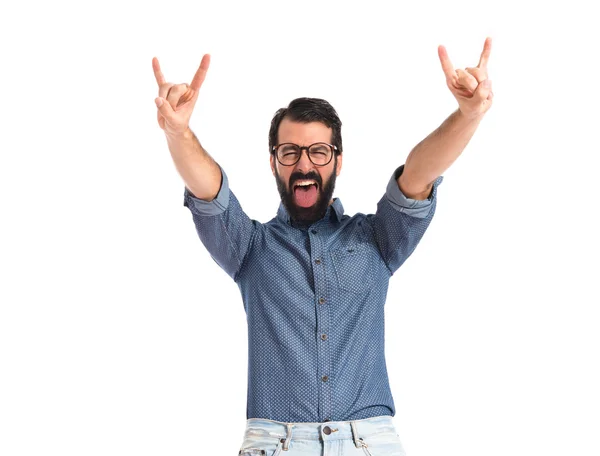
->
[271, 142, 339, 166]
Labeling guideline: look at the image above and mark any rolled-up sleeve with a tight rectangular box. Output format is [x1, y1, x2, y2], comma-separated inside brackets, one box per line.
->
[183, 166, 230, 216]
[370, 165, 443, 274]
[182, 166, 258, 281]
[385, 164, 444, 218]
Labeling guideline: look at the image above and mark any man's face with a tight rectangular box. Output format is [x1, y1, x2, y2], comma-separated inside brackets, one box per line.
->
[270, 118, 343, 225]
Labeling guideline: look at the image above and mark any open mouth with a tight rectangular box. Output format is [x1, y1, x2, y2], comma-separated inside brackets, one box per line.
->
[293, 179, 319, 192]
[292, 179, 319, 208]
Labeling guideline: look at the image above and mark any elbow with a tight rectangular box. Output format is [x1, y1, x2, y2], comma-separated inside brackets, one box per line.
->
[397, 173, 433, 200]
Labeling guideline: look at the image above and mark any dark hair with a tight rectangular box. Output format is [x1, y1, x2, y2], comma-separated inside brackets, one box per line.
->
[268, 97, 343, 155]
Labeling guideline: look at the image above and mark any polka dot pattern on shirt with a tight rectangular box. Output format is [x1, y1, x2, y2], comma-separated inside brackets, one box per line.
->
[183, 165, 443, 422]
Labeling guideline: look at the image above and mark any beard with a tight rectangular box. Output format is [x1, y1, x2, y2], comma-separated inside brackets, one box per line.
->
[275, 159, 337, 226]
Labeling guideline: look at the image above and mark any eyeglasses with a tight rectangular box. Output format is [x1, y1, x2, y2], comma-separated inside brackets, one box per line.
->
[272, 142, 338, 166]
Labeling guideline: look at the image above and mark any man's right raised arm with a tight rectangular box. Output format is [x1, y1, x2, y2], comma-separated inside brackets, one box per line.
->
[152, 55, 257, 281]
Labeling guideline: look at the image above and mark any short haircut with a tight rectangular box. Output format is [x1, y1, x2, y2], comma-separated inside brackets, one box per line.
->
[269, 97, 343, 155]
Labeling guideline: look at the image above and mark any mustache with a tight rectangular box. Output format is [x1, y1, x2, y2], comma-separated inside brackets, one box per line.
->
[289, 171, 322, 188]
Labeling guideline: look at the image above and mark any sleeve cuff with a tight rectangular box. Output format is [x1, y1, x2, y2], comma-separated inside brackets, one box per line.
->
[182, 165, 230, 216]
[385, 164, 444, 219]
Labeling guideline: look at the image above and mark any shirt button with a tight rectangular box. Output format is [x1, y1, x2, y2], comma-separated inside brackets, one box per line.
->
[315, 258, 321, 265]
[321, 334, 327, 340]
[319, 297, 326, 304]
[322, 375, 329, 382]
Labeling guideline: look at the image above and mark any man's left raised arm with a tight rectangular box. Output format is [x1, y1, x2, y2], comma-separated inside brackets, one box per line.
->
[399, 37, 494, 200]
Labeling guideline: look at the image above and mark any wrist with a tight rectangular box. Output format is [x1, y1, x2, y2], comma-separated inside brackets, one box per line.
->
[165, 126, 194, 142]
[456, 107, 485, 123]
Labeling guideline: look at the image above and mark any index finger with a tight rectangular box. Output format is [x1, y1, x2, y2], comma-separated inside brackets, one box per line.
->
[190, 54, 211, 91]
[437, 45, 456, 81]
[477, 37, 492, 69]
[152, 57, 166, 86]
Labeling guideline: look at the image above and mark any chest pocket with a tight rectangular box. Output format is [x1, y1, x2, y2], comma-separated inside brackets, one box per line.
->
[330, 243, 378, 294]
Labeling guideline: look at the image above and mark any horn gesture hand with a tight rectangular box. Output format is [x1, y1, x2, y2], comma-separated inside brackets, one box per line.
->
[152, 54, 210, 136]
[438, 37, 493, 120]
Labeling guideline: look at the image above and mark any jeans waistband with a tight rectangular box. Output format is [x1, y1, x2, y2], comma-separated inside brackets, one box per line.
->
[245, 415, 396, 449]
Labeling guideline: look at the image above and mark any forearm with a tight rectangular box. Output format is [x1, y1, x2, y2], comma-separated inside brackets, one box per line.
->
[165, 127, 222, 201]
[399, 109, 483, 199]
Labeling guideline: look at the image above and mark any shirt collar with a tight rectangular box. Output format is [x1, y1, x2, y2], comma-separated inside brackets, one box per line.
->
[277, 198, 345, 226]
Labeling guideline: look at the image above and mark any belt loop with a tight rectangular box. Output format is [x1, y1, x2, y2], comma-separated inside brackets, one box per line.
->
[282, 423, 293, 451]
[350, 421, 364, 448]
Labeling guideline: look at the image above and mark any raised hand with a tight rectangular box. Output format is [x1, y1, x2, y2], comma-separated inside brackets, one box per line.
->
[438, 37, 493, 119]
[152, 54, 211, 136]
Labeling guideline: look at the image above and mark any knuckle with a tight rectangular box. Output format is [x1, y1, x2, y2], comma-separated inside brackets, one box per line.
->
[166, 83, 188, 100]
[159, 83, 175, 98]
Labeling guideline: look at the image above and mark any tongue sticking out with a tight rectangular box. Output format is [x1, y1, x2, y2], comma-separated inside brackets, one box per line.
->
[294, 184, 318, 208]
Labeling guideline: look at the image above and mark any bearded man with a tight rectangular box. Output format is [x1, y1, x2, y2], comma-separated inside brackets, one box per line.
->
[153, 37, 493, 456]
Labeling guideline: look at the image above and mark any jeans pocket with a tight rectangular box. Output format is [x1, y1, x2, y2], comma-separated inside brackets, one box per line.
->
[359, 432, 407, 456]
[359, 438, 373, 456]
[239, 437, 284, 456]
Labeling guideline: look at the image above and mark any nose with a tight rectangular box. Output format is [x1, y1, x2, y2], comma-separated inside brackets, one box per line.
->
[295, 147, 314, 173]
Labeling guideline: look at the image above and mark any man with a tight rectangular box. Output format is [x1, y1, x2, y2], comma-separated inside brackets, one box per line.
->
[152, 37, 493, 456]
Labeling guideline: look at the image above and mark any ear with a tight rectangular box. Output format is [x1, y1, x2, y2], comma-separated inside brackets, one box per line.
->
[270, 154, 276, 177]
[335, 153, 343, 176]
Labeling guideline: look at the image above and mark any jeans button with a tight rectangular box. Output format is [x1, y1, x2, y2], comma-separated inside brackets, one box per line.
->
[323, 425, 332, 435]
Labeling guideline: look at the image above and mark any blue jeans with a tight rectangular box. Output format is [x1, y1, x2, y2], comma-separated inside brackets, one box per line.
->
[238, 415, 407, 456]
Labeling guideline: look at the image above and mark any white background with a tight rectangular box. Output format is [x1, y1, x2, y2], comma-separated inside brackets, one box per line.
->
[1, 1, 599, 455]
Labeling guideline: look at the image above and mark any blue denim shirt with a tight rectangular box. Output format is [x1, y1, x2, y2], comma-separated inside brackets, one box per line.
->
[183, 165, 443, 422]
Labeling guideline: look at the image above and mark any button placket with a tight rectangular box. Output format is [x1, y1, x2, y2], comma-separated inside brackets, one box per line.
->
[310, 225, 333, 422]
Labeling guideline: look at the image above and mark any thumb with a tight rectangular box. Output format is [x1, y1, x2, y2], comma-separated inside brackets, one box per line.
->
[155, 97, 175, 118]
[474, 79, 492, 102]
